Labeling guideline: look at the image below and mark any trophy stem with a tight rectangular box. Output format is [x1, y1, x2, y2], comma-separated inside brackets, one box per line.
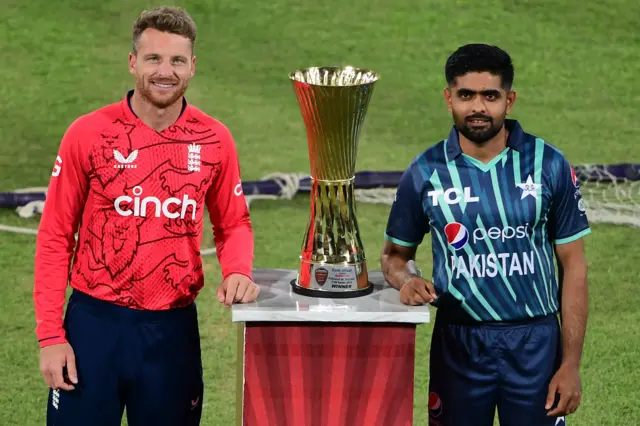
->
[291, 177, 372, 298]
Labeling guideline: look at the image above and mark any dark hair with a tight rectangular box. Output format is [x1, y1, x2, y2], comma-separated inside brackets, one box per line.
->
[445, 44, 514, 90]
[132, 7, 197, 53]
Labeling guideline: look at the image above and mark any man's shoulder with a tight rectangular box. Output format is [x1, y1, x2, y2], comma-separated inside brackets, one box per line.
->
[517, 128, 574, 186]
[517, 126, 568, 160]
[425, 139, 448, 159]
[65, 100, 126, 137]
[395, 140, 447, 188]
[406, 139, 447, 170]
[186, 105, 232, 135]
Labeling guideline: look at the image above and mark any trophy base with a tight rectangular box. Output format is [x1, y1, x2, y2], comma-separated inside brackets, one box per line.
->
[291, 262, 373, 298]
[290, 279, 374, 298]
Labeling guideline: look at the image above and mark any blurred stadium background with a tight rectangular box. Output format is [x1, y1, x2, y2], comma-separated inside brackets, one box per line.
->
[1, 0, 639, 425]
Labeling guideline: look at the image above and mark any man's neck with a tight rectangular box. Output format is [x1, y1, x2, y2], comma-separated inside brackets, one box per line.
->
[130, 91, 183, 132]
[459, 126, 509, 164]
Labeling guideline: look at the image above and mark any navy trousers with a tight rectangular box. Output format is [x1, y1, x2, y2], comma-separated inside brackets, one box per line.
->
[46, 290, 204, 426]
[428, 309, 566, 426]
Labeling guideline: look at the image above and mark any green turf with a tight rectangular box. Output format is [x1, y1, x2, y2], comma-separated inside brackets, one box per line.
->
[1, 0, 639, 425]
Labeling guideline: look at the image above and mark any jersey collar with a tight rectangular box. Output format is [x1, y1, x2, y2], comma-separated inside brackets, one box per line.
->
[445, 119, 525, 162]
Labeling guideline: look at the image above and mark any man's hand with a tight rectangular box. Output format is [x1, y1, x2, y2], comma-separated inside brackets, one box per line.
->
[40, 343, 78, 391]
[217, 273, 259, 307]
[381, 241, 436, 305]
[399, 275, 437, 306]
[546, 363, 582, 416]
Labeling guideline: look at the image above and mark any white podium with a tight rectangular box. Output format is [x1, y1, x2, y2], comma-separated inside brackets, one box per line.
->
[231, 268, 430, 426]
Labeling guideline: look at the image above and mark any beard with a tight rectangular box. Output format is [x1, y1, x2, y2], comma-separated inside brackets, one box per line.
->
[136, 75, 189, 109]
[453, 111, 505, 145]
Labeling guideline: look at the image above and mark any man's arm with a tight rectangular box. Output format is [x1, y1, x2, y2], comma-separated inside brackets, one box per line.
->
[545, 238, 588, 416]
[35, 120, 88, 390]
[205, 125, 256, 305]
[381, 241, 418, 290]
[555, 238, 589, 368]
[34, 121, 88, 348]
[381, 241, 436, 305]
[381, 163, 436, 304]
[545, 155, 591, 416]
[546, 155, 591, 370]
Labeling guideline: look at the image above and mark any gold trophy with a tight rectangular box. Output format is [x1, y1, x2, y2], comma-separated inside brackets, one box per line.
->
[289, 66, 380, 298]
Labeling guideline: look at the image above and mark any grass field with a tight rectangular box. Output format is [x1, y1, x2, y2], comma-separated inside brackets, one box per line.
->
[1, 0, 639, 425]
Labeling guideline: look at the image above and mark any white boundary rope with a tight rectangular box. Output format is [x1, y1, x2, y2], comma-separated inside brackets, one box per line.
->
[1, 174, 307, 256]
[2, 171, 639, 252]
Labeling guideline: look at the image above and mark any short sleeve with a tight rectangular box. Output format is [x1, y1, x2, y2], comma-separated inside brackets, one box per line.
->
[384, 166, 430, 247]
[548, 156, 591, 244]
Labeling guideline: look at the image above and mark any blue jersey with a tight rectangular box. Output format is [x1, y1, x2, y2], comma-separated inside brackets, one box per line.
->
[384, 119, 591, 322]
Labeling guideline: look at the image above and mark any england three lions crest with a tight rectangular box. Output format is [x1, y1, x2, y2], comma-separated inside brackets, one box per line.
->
[187, 143, 201, 172]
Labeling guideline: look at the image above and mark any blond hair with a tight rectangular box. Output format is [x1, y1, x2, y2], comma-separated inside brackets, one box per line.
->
[132, 6, 197, 53]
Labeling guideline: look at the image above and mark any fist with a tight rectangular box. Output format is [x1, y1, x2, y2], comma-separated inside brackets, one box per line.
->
[217, 273, 260, 307]
[400, 276, 437, 306]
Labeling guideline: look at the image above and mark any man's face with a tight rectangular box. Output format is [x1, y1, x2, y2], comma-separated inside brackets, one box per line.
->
[444, 72, 516, 144]
[129, 28, 195, 109]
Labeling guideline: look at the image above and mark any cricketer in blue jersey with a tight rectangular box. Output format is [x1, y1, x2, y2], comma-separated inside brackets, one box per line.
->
[381, 44, 590, 426]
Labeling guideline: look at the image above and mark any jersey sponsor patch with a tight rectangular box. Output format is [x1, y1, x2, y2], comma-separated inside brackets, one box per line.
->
[445, 223, 535, 279]
[427, 187, 479, 206]
[114, 186, 197, 219]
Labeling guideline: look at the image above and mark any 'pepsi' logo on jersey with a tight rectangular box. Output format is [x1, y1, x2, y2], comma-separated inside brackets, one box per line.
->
[428, 392, 442, 418]
[570, 166, 579, 188]
[444, 222, 469, 250]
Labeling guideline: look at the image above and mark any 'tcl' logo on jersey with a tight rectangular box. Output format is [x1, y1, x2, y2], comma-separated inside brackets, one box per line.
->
[444, 222, 469, 250]
[427, 187, 479, 206]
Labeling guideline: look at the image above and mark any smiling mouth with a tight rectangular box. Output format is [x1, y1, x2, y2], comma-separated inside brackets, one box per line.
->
[467, 118, 491, 126]
[152, 82, 177, 89]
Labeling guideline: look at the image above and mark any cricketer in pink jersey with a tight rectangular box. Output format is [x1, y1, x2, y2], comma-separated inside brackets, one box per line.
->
[34, 7, 258, 426]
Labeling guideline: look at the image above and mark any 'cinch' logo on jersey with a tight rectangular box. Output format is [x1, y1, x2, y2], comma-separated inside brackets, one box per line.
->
[427, 187, 479, 206]
[444, 222, 469, 250]
[114, 186, 196, 219]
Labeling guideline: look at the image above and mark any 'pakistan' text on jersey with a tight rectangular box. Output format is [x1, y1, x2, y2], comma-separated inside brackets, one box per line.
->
[385, 120, 590, 322]
[34, 91, 254, 348]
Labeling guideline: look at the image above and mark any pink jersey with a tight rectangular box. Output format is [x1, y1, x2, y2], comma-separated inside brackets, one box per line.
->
[34, 92, 254, 347]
